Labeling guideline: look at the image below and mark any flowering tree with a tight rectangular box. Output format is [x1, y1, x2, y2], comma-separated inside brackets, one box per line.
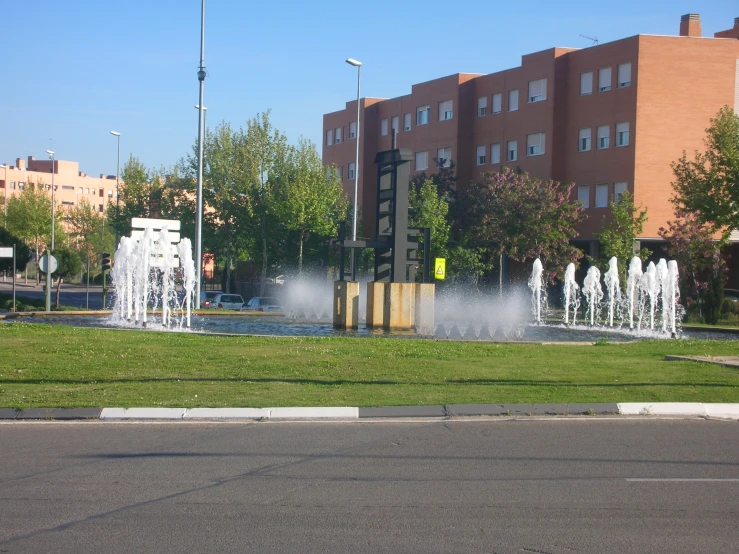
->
[658, 212, 727, 323]
[463, 168, 586, 293]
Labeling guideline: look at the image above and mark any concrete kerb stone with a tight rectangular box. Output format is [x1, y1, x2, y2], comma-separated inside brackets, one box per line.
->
[358, 406, 446, 418]
[0, 408, 20, 419]
[15, 408, 103, 420]
[617, 402, 707, 416]
[100, 408, 186, 420]
[184, 408, 271, 419]
[270, 407, 358, 419]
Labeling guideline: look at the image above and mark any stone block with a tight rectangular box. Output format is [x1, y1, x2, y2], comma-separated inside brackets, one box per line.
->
[366, 281, 385, 329]
[333, 281, 360, 329]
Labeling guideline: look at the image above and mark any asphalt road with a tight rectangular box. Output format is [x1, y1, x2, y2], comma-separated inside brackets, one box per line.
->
[1, 419, 737, 553]
[0, 281, 108, 310]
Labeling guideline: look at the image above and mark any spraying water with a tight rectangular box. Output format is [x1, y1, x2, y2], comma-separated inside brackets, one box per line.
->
[527, 258, 546, 324]
[603, 257, 621, 328]
[563, 263, 580, 325]
[582, 266, 603, 326]
[109, 225, 196, 329]
[664, 260, 680, 335]
[626, 257, 643, 329]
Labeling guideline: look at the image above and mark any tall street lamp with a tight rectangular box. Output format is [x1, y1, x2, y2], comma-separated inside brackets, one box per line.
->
[346, 57, 362, 281]
[195, 0, 207, 308]
[45, 149, 55, 311]
[110, 131, 120, 248]
[195, 105, 207, 130]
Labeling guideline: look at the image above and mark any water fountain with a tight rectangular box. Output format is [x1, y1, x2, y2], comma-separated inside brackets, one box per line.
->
[109, 225, 196, 329]
[626, 257, 643, 329]
[603, 257, 621, 328]
[528, 258, 546, 324]
[582, 266, 603, 326]
[563, 263, 580, 325]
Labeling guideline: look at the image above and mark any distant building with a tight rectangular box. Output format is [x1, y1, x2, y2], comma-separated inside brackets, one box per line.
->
[1, 155, 118, 214]
[323, 14, 739, 264]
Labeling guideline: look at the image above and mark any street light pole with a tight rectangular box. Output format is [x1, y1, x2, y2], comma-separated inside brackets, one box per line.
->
[45, 150, 55, 311]
[195, 0, 206, 309]
[195, 105, 207, 131]
[110, 131, 120, 248]
[346, 57, 362, 281]
[1, 164, 7, 229]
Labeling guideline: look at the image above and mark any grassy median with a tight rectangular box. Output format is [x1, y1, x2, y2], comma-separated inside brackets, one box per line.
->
[0, 322, 737, 408]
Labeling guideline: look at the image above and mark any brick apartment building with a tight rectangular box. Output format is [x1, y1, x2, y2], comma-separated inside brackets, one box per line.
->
[1, 156, 118, 216]
[323, 14, 739, 281]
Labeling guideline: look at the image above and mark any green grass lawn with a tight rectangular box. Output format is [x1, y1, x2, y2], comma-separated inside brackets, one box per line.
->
[0, 322, 737, 409]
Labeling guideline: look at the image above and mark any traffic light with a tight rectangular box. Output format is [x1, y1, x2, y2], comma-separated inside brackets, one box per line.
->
[101, 252, 111, 272]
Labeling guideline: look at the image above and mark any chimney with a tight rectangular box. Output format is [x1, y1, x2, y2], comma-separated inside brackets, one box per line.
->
[714, 17, 739, 39]
[680, 13, 702, 37]
[15, 158, 26, 170]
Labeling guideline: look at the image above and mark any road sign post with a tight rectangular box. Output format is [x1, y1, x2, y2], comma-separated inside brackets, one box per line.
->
[39, 253, 58, 311]
[434, 258, 446, 281]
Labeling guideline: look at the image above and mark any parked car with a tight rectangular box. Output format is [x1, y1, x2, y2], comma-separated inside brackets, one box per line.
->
[265, 275, 285, 285]
[724, 289, 739, 303]
[243, 296, 282, 312]
[212, 293, 245, 310]
[199, 290, 223, 309]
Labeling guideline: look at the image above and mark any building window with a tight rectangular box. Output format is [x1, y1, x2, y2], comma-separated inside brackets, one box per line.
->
[415, 151, 428, 171]
[10, 181, 15, 190]
[339, 166, 344, 180]
[508, 89, 519, 111]
[78, 187, 83, 194]
[595, 184, 609, 208]
[476, 145, 486, 166]
[349, 121, 356, 139]
[18, 182, 25, 190]
[578, 128, 591, 152]
[490, 143, 501, 164]
[526, 133, 545, 156]
[85, 188, 90, 194]
[616, 122, 630, 147]
[108, 190, 113, 197]
[507, 140, 518, 162]
[492, 93, 502, 114]
[597, 125, 610, 149]
[614, 182, 628, 204]
[62, 185, 74, 191]
[326, 129, 333, 146]
[417, 106, 430, 126]
[599, 67, 612, 92]
[437, 147, 452, 168]
[391, 116, 399, 135]
[348, 162, 356, 180]
[478, 96, 487, 117]
[580, 71, 593, 95]
[528, 78, 547, 102]
[618, 62, 632, 88]
[578, 185, 590, 208]
[62, 201, 74, 207]
[439, 100, 453, 121]
[335, 127, 342, 144]
[381, 119, 388, 136]
[98, 204, 104, 213]
[404, 113, 411, 131]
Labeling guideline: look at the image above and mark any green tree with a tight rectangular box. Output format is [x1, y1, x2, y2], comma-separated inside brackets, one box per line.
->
[0, 228, 32, 274]
[5, 180, 52, 262]
[49, 246, 82, 308]
[66, 198, 109, 274]
[408, 179, 451, 263]
[671, 106, 739, 233]
[463, 168, 586, 294]
[273, 138, 348, 275]
[591, 191, 650, 282]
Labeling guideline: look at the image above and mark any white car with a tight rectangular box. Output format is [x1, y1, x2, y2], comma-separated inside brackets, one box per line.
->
[212, 293, 245, 310]
[243, 297, 282, 312]
[199, 290, 223, 309]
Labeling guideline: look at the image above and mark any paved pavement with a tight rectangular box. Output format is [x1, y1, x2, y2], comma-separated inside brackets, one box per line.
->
[0, 280, 109, 310]
[1, 419, 737, 553]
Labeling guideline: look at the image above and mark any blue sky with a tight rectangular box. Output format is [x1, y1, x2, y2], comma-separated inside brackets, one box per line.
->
[2, 0, 736, 177]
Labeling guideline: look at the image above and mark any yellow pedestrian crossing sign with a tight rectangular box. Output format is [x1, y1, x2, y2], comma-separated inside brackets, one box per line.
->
[434, 258, 446, 280]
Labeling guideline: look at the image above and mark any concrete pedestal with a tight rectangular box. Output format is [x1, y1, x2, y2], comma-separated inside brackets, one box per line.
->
[365, 282, 435, 332]
[333, 281, 360, 330]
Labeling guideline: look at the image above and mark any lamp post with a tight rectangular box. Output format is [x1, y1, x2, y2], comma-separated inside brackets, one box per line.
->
[346, 57, 362, 281]
[195, 0, 206, 308]
[195, 105, 207, 130]
[45, 150, 55, 311]
[110, 131, 120, 248]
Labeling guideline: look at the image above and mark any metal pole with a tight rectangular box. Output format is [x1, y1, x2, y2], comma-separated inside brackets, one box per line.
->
[86, 255, 89, 310]
[115, 133, 120, 248]
[12, 244, 16, 312]
[45, 151, 55, 311]
[352, 64, 361, 244]
[195, 0, 206, 309]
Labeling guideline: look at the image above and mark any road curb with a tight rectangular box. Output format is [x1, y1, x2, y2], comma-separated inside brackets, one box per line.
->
[2, 403, 738, 421]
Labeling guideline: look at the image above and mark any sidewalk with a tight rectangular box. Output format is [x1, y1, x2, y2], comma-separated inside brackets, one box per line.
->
[1, 403, 738, 421]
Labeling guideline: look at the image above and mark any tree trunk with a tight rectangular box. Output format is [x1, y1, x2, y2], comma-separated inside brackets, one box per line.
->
[298, 232, 304, 277]
[499, 252, 504, 298]
[260, 215, 267, 296]
[55, 277, 63, 309]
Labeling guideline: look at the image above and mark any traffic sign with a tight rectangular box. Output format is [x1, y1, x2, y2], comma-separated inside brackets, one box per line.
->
[39, 253, 58, 274]
[0, 247, 13, 258]
[434, 258, 446, 280]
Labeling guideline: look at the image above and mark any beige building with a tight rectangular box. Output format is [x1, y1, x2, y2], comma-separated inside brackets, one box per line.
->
[323, 13, 739, 265]
[1, 155, 118, 215]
